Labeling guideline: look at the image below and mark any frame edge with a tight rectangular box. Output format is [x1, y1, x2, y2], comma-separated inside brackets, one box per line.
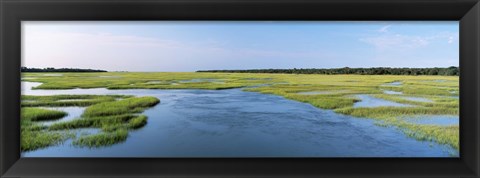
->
[460, 1, 480, 177]
[1, 0, 480, 178]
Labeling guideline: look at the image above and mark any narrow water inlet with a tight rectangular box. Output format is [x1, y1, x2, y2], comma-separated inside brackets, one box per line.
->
[383, 90, 403, 95]
[353, 94, 413, 108]
[145, 81, 166, 84]
[37, 107, 86, 126]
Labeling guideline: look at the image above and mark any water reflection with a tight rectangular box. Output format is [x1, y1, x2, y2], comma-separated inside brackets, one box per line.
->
[353, 95, 413, 108]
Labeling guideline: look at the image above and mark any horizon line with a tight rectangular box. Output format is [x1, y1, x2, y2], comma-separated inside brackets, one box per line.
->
[22, 66, 460, 73]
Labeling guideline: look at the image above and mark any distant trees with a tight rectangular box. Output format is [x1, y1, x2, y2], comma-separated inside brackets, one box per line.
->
[197, 66, 459, 76]
[21, 67, 107, 72]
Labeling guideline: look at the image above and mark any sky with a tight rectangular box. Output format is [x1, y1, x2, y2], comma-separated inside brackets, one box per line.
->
[22, 21, 459, 72]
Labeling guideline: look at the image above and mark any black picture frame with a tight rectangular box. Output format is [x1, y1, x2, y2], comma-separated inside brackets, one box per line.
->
[1, 0, 479, 177]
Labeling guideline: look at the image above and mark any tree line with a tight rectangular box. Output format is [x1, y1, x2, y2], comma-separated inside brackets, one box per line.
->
[197, 67, 459, 76]
[21, 67, 107, 73]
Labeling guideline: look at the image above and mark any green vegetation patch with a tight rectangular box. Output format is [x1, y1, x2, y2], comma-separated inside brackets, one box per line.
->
[82, 96, 160, 117]
[22, 95, 131, 107]
[21, 113, 74, 151]
[399, 122, 459, 150]
[49, 114, 134, 130]
[21, 94, 160, 151]
[22, 107, 67, 121]
[127, 115, 148, 129]
[334, 106, 459, 150]
[335, 107, 458, 118]
[73, 129, 128, 147]
[21, 130, 74, 151]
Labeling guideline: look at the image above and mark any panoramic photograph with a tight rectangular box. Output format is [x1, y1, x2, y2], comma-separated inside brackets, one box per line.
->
[21, 21, 459, 157]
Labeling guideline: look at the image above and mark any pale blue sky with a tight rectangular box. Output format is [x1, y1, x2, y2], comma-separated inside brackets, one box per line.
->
[22, 21, 459, 72]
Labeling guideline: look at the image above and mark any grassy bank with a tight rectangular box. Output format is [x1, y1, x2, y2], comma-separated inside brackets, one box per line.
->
[22, 107, 67, 121]
[21, 129, 74, 151]
[22, 95, 131, 107]
[21, 108, 72, 151]
[82, 97, 160, 117]
[21, 95, 160, 151]
[73, 129, 128, 147]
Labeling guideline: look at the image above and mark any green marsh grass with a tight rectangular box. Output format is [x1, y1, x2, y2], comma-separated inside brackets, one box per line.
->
[47, 97, 159, 148]
[21, 130, 73, 151]
[22, 107, 67, 121]
[20, 108, 74, 151]
[21, 95, 160, 150]
[73, 129, 128, 147]
[399, 122, 459, 150]
[22, 95, 131, 107]
[334, 106, 459, 149]
[82, 96, 159, 117]
[127, 115, 148, 129]
[49, 114, 134, 130]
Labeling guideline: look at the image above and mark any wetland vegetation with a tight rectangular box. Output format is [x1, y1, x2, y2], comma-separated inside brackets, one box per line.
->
[20, 93, 159, 151]
[21, 72, 459, 154]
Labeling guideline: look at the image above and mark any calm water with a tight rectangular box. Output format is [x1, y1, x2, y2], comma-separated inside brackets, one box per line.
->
[37, 107, 86, 126]
[403, 115, 459, 126]
[353, 95, 413, 108]
[21, 82, 457, 157]
[383, 90, 403, 95]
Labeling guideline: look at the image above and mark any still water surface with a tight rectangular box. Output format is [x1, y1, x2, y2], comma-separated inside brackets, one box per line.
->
[21, 82, 457, 157]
